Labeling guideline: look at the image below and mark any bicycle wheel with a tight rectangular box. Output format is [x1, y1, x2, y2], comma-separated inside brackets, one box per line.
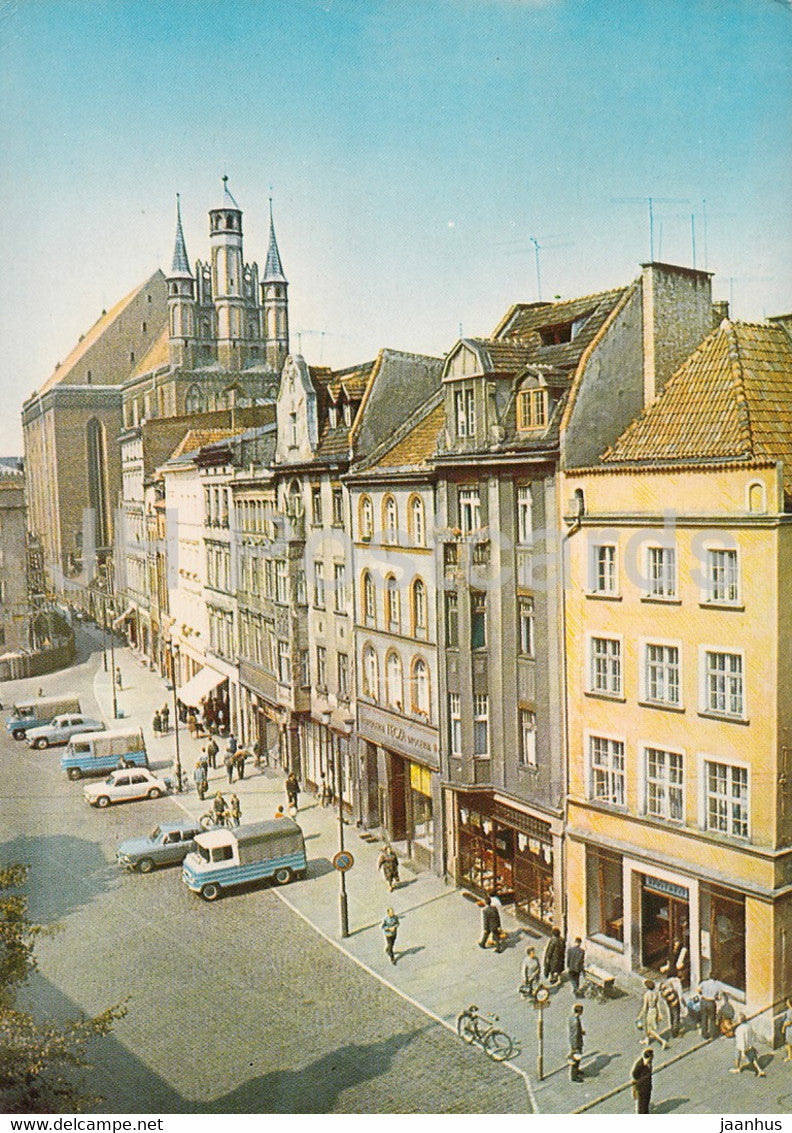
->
[484, 1029, 514, 1061]
[456, 1013, 477, 1044]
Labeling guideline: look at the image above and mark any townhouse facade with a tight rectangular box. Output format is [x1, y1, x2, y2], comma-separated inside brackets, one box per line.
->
[562, 317, 792, 1037]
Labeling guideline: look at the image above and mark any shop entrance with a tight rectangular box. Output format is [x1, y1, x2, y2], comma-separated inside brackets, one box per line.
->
[641, 876, 690, 979]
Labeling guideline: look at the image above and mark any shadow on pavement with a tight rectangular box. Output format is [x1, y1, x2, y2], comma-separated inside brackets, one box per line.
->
[0, 834, 116, 925]
[306, 857, 335, 879]
[584, 1051, 622, 1077]
[653, 1096, 690, 1113]
[208, 1026, 429, 1113]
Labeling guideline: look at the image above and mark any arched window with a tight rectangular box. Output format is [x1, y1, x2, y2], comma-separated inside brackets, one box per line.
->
[409, 495, 426, 546]
[385, 575, 401, 631]
[747, 481, 766, 514]
[359, 495, 374, 541]
[185, 383, 203, 414]
[287, 480, 303, 517]
[386, 650, 403, 709]
[383, 495, 399, 544]
[362, 570, 376, 625]
[411, 656, 430, 718]
[411, 577, 427, 637]
[362, 644, 379, 700]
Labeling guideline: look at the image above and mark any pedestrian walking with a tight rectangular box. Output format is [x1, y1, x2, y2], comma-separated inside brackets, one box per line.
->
[206, 737, 218, 769]
[115, 667, 122, 689]
[637, 979, 669, 1049]
[377, 844, 400, 891]
[478, 895, 504, 953]
[318, 772, 331, 807]
[160, 703, 169, 732]
[730, 1015, 766, 1076]
[193, 760, 208, 801]
[152, 710, 161, 736]
[235, 748, 247, 780]
[782, 997, 792, 1062]
[285, 771, 300, 811]
[698, 975, 721, 1040]
[253, 738, 266, 769]
[381, 907, 400, 965]
[631, 1049, 654, 1113]
[211, 792, 228, 827]
[187, 710, 199, 740]
[229, 793, 241, 827]
[227, 732, 238, 755]
[567, 936, 585, 997]
[520, 946, 541, 999]
[543, 926, 565, 986]
[567, 1003, 585, 1082]
[224, 749, 236, 784]
[659, 964, 682, 1037]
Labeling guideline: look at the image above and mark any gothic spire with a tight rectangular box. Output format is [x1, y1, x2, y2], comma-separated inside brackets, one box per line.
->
[170, 194, 192, 277]
[264, 196, 287, 283]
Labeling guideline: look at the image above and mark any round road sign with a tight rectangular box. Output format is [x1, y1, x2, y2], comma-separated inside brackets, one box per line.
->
[333, 850, 354, 872]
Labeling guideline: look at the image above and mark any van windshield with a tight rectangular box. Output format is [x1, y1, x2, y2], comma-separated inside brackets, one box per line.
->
[197, 845, 211, 863]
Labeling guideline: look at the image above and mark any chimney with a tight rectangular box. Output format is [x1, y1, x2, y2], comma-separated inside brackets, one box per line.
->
[711, 300, 730, 328]
[641, 262, 714, 406]
[768, 313, 792, 341]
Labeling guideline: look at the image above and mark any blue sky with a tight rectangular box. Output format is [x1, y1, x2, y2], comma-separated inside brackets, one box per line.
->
[0, 0, 790, 453]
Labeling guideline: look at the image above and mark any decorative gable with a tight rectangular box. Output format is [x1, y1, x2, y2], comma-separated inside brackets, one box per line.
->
[275, 355, 318, 463]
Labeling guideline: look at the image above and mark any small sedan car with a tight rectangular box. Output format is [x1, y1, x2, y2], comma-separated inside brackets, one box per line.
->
[83, 767, 168, 808]
[116, 819, 203, 873]
[26, 715, 104, 749]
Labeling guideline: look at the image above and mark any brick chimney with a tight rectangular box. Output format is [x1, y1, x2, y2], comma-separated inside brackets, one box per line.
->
[641, 262, 714, 406]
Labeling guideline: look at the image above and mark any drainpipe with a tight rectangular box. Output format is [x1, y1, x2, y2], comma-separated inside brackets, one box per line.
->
[559, 488, 584, 938]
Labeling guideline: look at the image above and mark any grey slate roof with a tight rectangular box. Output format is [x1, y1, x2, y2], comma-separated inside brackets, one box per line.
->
[264, 203, 287, 283]
[170, 195, 192, 278]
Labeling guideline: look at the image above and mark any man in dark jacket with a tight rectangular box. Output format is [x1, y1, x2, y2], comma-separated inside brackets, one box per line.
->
[478, 896, 504, 952]
[544, 926, 566, 985]
[567, 1004, 585, 1081]
[631, 1049, 654, 1113]
[567, 937, 586, 997]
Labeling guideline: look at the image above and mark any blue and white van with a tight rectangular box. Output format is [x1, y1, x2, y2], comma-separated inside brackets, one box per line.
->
[61, 727, 147, 780]
[181, 818, 307, 901]
[6, 694, 81, 740]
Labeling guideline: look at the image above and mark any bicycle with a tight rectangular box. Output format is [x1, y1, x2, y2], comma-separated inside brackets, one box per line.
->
[456, 1004, 515, 1061]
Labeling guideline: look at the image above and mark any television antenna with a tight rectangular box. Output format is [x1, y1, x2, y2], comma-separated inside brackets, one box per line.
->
[611, 197, 690, 262]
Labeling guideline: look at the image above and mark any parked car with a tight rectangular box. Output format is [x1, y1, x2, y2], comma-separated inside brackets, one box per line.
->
[26, 714, 104, 749]
[182, 818, 308, 901]
[6, 694, 81, 740]
[83, 767, 168, 808]
[62, 728, 147, 780]
[116, 819, 203, 872]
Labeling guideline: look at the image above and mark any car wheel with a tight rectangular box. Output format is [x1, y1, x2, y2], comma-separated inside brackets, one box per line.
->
[274, 867, 292, 885]
[137, 858, 155, 874]
[96, 795, 110, 808]
[12, 729, 25, 741]
[201, 883, 220, 902]
[34, 737, 48, 749]
[147, 787, 162, 799]
[68, 767, 81, 781]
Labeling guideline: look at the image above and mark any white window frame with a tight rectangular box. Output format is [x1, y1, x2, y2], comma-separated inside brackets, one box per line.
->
[517, 486, 533, 545]
[454, 386, 475, 438]
[701, 545, 740, 606]
[386, 651, 403, 709]
[277, 639, 290, 685]
[410, 496, 425, 547]
[333, 563, 347, 614]
[473, 693, 489, 757]
[313, 560, 325, 608]
[588, 541, 618, 596]
[640, 638, 682, 708]
[459, 488, 481, 536]
[384, 496, 399, 544]
[586, 731, 626, 807]
[316, 644, 327, 689]
[360, 495, 374, 541]
[449, 692, 462, 755]
[519, 708, 537, 768]
[698, 646, 746, 720]
[698, 753, 750, 841]
[640, 743, 685, 823]
[643, 542, 677, 600]
[587, 634, 623, 698]
[362, 644, 379, 701]
[518, 597, 534, 656]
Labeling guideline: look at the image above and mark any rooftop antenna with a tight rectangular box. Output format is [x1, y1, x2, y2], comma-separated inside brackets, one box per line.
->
[530, 236, 542, 301]
[611, 196, 689, 261]
[691, 212, 697, 269]
[497, 232, 573, 302]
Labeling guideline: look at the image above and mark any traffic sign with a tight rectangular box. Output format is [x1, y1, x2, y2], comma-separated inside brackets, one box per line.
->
[332, 850, 354, 872]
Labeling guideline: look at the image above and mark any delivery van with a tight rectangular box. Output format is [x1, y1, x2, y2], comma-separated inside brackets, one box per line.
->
[181, 818, 307, 901]
[6, 694, 81, 739]
[61, 727, 147, 780]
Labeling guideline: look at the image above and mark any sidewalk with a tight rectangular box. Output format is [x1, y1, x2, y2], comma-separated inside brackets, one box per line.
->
[93, 646, 786, 1115]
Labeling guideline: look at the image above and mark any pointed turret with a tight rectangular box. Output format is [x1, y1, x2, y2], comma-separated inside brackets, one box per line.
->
[167, 194, 196, 368]
[263, 197, 289, 372]
[209, 175, 245, 370]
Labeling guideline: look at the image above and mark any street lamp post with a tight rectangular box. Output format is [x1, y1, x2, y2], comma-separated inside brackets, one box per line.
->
[168, 640, 182, 791]
[322, 711, 355, 938]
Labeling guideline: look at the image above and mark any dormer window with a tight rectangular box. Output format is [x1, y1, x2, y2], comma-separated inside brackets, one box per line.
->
[454, 387, 475, 438]
[539, 321, 573, 345]
[517, 388, 548, 430]
[329, 406, 338, 429]
[343, 402, 352, 427]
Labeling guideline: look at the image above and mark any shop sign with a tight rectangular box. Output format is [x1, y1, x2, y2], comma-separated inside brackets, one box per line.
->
[358, 702, 439, 766]
[643, 874, 688, 901]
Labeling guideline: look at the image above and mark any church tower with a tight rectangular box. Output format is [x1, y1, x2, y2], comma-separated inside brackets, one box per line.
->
[167, 194, 196, 369]
[209, 176, 245, 371]
[263, 198, 289, 372]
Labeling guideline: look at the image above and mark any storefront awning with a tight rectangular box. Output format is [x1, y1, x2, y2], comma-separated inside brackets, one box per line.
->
[111, 606, 135, 630]
[177, 666, 226, 708]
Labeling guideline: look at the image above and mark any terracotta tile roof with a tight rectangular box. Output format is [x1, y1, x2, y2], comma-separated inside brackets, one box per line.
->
[167, 427, 243, 463]
[495, 288, 626, 340]
[466, 338, 534, 373]
[130, 326, 170, 378]
[602, 320, 792, 491]
[372, 401, 445, 469]
[39, 283, 143, 392]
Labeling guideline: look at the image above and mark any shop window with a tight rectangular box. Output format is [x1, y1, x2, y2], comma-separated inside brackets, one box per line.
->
[586, 847, 624, 944]
[702, 884, 746, 992]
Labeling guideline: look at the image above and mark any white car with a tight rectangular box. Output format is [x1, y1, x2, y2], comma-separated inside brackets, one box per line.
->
[83, 767, 168, 808]
[26, 714, 104, 749]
